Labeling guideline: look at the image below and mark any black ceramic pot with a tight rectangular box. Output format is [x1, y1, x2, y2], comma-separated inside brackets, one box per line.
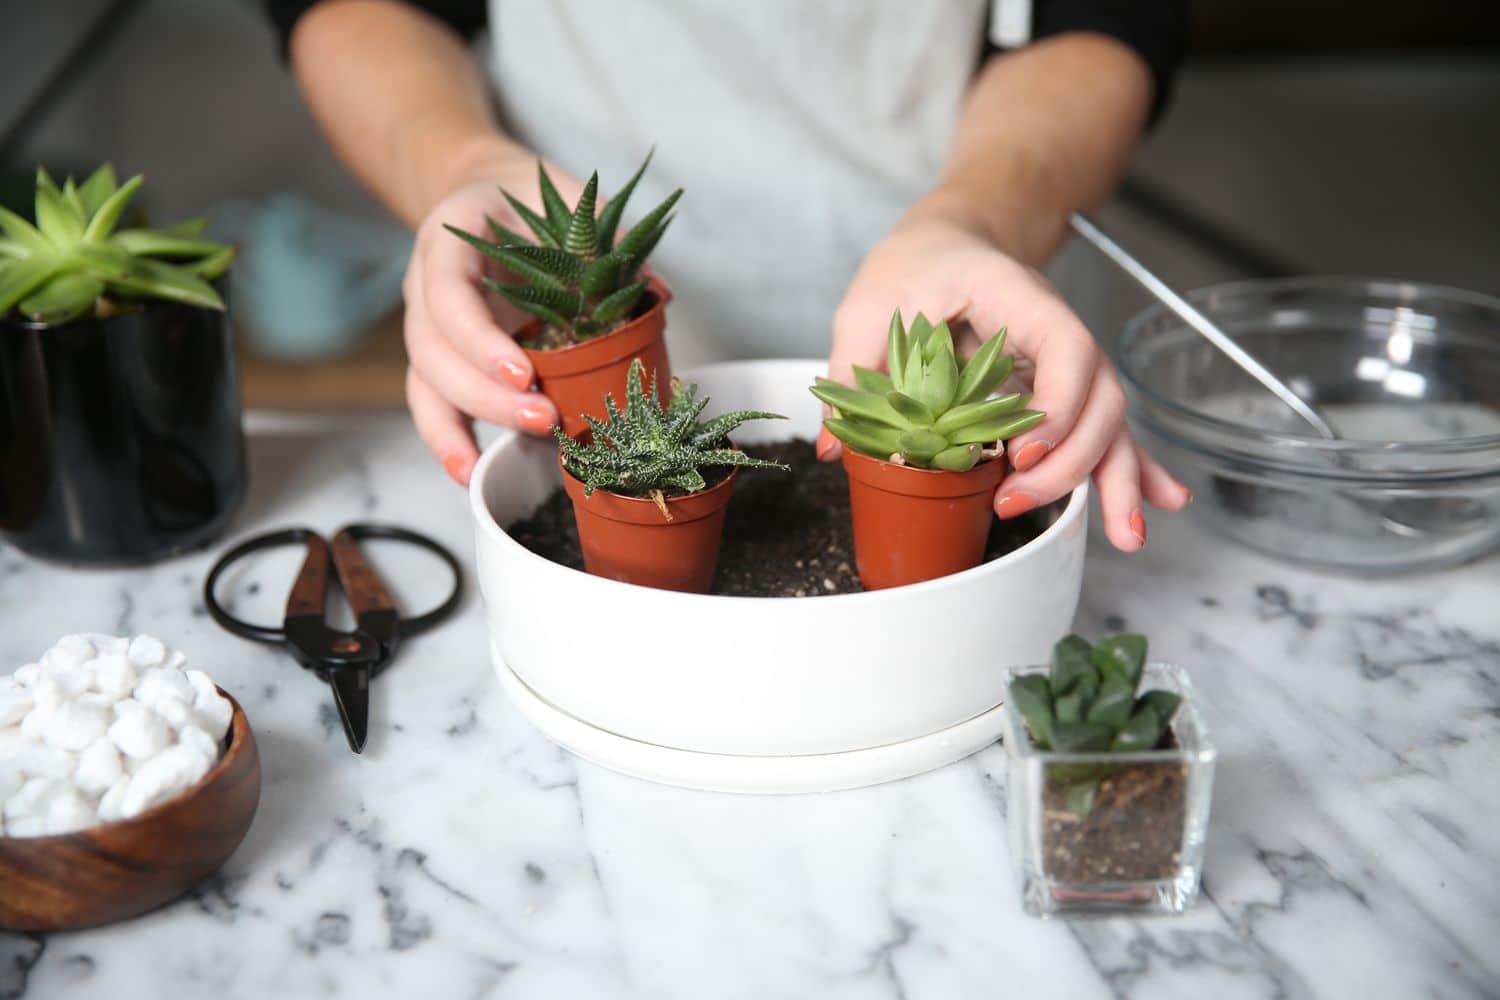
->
[0, 299, 246, 565]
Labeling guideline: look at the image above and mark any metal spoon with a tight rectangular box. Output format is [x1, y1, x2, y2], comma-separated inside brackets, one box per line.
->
[1069, 212, 1443, 539]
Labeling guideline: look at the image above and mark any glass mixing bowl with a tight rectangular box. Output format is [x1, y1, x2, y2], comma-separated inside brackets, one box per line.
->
[1116, 276, 1500, 574]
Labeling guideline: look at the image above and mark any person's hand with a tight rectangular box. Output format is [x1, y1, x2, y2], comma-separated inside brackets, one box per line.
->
[822, 196, 1191, 552]
[403, 159, 584, 486]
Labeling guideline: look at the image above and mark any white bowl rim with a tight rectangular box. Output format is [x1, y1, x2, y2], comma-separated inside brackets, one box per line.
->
[469, 358, 1090, 606]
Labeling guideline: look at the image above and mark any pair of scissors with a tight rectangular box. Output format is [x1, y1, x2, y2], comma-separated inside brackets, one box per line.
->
[204, 524, 463, 753]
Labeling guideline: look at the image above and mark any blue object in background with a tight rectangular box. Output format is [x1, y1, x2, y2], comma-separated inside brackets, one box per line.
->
[213, 194, 411, 363]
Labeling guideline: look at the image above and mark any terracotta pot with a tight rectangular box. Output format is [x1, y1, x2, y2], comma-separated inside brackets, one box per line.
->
[523, 277, 673, 436]
[560, 456, 737, 594]
[841, 447, 1005, 590]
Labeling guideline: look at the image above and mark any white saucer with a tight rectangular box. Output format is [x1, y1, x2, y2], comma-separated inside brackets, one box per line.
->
[494, 658, 1005, 795]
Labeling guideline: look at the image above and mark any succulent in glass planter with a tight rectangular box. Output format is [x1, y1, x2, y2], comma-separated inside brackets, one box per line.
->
[1002, 633, 1216, 917]
[558, 358, 786, 592]
[446, 153, 681, 435]
[0, 165, 245, 566]
[810, 310, 1043, 589]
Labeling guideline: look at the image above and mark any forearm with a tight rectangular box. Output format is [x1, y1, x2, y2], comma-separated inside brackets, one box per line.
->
[920, 33, 1154, 266]
[288, 0, 527, 228]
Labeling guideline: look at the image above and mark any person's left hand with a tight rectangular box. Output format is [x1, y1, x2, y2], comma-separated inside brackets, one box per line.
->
[822, 196, 1191, 552]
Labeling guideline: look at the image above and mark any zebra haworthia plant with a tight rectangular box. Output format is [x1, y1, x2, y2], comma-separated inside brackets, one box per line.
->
[1009, 632, 1183, 817]
[446, 152, 681, 346]
[811, 310, 1044, 471]
[557, 358, 787, 519]
[0, 165, 234, 325]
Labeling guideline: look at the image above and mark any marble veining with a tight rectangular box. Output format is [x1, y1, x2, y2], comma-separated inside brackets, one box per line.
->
[2, 411, 1497, 999]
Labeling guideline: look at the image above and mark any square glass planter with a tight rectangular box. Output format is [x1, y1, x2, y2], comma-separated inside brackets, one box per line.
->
[1001, 663, 1215, 917]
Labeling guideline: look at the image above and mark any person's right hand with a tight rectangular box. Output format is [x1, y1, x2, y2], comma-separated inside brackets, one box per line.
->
[404, 163, 584, 486]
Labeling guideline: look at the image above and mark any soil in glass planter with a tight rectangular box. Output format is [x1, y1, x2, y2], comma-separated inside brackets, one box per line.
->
[510, 439, 1053, 597]
[1040, 757, 1188, 884]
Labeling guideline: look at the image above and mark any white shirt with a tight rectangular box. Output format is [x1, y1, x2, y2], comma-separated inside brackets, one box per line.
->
[486, 0, 998, 366]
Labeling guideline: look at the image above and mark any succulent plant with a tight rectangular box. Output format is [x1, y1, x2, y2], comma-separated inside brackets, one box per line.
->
[810, 310, 1044, 471]
[1010, 632, 1183, 816]
[445, 152, 680, 346]
[0, 165, 233, 326]
[557, 358, 787, 518]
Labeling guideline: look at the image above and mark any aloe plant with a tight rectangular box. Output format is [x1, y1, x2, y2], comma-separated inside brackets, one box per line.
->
[558, 358, 787, 518]
[0, 165, 233, 326]
[1010, 633, 1182, 817]
[810, 310, 1043, 471]
[446, 152, 680, 345]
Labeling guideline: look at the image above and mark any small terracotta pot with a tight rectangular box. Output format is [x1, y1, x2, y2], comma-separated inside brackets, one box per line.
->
[524, 277, 673, 437]
[560, 457, 737, 594]
[841, 448, 1005, 590]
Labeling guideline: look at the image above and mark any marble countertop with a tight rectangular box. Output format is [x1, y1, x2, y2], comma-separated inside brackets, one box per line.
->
[3, 411, 1497, 1000]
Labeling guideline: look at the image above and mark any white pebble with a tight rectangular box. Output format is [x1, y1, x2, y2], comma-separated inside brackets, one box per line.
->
[135, 666, 194, 709]
[93, 652, 136, 698]
[178, 725, 221, 765]
[42, 700, 111, 752]
[108, 704, 171, 759]
[5, 776, 63, 820]
[44, 635, 95, 672]
[42, 664, 92, 698]
[74, 738, 124, 797]
[0, 684, 32, 727]
[126, 634, 166, 669]
[20, 706, 52, 741]
[96, 775, 131, 823]
[46, 785, 95, 835]
[0, 727, 21, 759]
[194, 690, 233, 742]
[0, 765, 22, 803]
[32, 677, 64, 713]
[121, 747, 210, 817]
[13, 664, 39, 686]
[14, 742, 76, 779]
[4, 815, 47, 837]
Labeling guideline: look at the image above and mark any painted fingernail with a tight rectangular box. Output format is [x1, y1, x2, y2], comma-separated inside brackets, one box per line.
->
[515, 405, 555, 434]
[996, 491, 1039, 519]
[442, 454, 471, 486]
[499, 359, 532, 390]
[1182, 487, 1194, 507]
[1129, 508, 1147, 547]
[1011, 440, 1051, 472]
[816, 437, 839, 462]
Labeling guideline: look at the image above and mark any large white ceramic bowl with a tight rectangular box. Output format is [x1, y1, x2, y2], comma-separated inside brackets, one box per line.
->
[471, 359, 1088, 793]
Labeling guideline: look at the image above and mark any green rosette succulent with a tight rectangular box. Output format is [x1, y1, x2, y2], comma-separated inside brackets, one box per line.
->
[446, 152, 681, 345]
[810, 310, 1044, 471]
[557, 358, 787, 518]
[1010, 632, 1183, 816]
[0, 165, 233, 326]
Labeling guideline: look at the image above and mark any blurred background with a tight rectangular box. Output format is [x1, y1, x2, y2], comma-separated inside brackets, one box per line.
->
[3, 0, 1497, 410]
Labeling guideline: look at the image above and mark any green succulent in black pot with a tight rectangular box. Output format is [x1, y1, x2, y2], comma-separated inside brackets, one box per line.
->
[0, 166, 246, 565]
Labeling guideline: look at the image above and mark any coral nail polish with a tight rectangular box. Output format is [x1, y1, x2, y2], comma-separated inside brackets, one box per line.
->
[516, 405, 554, 434]
[996, 492, 1039, 519]
[1129, 508, 1147, 547]
[1011, 440, 1051, 472]
[442, 454, 470, 485]
[499, 359, 532, 390]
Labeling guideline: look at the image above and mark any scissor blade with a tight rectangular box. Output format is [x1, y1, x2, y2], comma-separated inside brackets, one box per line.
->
[328, 666, 371, 754]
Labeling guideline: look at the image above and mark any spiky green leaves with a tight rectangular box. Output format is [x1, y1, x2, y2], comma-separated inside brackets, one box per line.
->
[557, 359, 787, 516]
[445, 152, 681, 345]
[0, 165, 233, 325]
[1009, 633, 1182, 816]
[811, 310, 1043, 470]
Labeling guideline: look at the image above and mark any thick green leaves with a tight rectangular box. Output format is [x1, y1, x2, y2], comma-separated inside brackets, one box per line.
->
[1140, 690, 1182, 727]
[1085, 672, 1136, 729]
[1050, 634, 1096, 694]
[852, 365, 893, 395]
[932, 393, 1027, 436]
[924, 320, 955, 364]
[1050, 721, 1113, 753]
[77, 164, 118, 216]
[886, 310, 907, 388]
[823, 418, 903, 459]
[915, 351, 958, 415]
[113, 230, 230, 259]
[615, 188, 681, 260]
[1065, 777, 1101, 818]
[35, 171, 84, 243]
[564, 172, 600, 257]
[0, 205, 51, 255]
[580, 251, 626, 298]
[897, 428, 948, 463]
[1092, 633, 1147, 688]
[1009, 674, 1054, 749]
[589, 278, 648, 325]
[1111, 705, 1167, 752]
[811, 379, 911, 428]
[81, 174, 143, 242]
[485, 216, 528, 246]
[18, 272, 103, 325]
[596, 149, 652, 251]
[538, 162, 572, 238]
[88, 254, 223, 310]
[885, 390, 934, 426]
[931, 443, 981, 472]
[0, 258, 61, 315]
[484, 280, 582, 328]
[947, 410, 1044, 446]
[908, 312, 933, 347]
[502, 190, 561, 248]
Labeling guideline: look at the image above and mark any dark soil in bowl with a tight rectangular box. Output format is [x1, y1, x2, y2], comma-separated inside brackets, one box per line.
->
[509, 439, 1054, 597]
[1041, 759, 1187, 884]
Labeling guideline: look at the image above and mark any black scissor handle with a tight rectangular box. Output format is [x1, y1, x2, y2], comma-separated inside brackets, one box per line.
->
[203, 523, 464, 645]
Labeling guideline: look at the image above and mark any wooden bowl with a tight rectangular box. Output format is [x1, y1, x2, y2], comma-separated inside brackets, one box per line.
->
[0, 691, 260, 932]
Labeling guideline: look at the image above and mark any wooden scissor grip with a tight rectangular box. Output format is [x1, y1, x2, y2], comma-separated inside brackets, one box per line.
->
[330, 529, 398, 619]
[285, 533, 332, 620]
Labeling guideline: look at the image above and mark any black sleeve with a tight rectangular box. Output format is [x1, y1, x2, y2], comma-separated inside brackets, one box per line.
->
[265, 0, 488, 56]
[999, 0, 1189, 125]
